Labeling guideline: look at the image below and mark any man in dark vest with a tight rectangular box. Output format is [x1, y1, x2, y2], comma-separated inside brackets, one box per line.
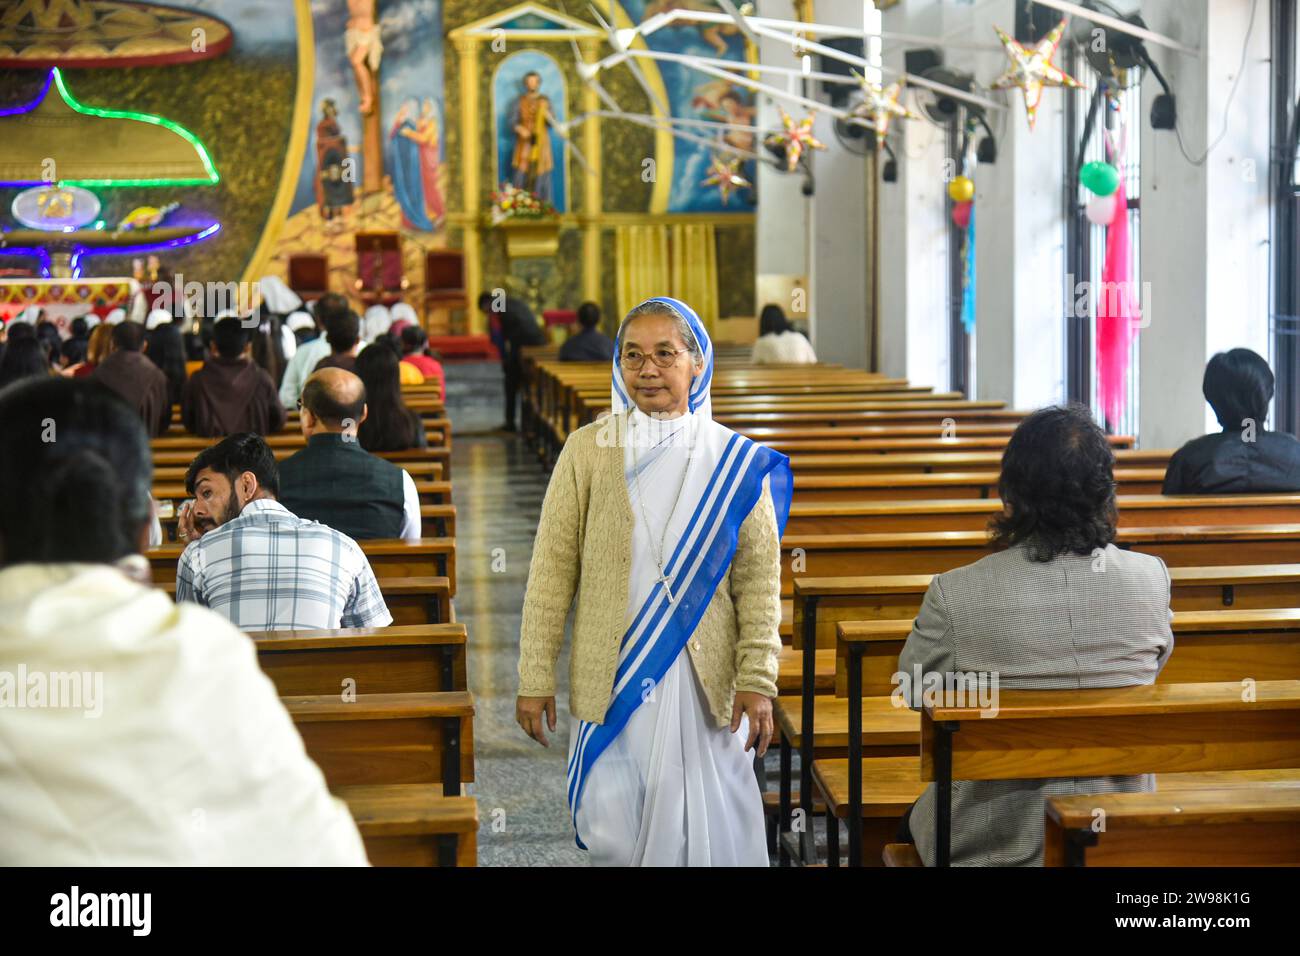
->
[277, 368, 421, 542]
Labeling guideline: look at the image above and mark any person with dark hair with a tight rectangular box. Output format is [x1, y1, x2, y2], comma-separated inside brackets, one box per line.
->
[176, 431, 392, 631]
[146, 317, 188, 407]
[750, 303, 816, 364]
[35, 319, 62, 368]
[278, 368, 421, 542]
[399, 324, 446, 399]
[280, 292, 349, 406]
[181, 316, 286, 438]
[356, 341, 428, 452]
[92, 321, 170, 436]
[312, 308, 364, 373]
[478, 289, 545, 431]
[558, 301, 615, 362]
[1162, 348, 1300, 494]
[894, 404, 1173, 867]
[0, 379, 367, 865]
[58, 334, 88, 373]
[0, 337, 51, 389]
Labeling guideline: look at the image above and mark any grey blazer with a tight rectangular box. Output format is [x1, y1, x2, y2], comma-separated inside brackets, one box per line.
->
[899, 542, 1174, 866]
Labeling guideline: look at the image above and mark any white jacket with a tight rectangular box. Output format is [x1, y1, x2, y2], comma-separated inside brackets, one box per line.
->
[749, 330, 817, 364]
[0, 562, 368, 866]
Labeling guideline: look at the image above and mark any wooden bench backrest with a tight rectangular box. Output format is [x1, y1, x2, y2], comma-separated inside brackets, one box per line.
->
[254, 624, 467, 695]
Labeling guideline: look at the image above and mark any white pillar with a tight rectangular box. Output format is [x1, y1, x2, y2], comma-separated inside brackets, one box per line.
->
[1138, 0, 1271, 447]
[754, 0, 812, 327]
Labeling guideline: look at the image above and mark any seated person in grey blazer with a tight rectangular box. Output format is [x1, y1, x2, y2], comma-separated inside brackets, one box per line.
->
[897, 404, 1173, 866]
[1162, 348, 1300, 494]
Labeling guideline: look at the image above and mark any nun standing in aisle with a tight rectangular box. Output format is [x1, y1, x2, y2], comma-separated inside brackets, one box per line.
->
[516, 296, 792, 866]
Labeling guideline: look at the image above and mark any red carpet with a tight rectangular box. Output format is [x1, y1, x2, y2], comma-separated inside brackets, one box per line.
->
[427, 335, 499, 363]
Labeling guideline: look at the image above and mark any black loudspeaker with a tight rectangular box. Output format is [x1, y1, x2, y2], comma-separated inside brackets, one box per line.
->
[816, 37, 864, 108]
[1151, 93, 1177, 129]
[1014, 0, 1058, 43]
[903, 47, 942, 77]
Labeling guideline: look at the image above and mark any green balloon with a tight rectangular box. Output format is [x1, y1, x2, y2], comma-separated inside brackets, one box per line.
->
[1080, 161, 1120, 196]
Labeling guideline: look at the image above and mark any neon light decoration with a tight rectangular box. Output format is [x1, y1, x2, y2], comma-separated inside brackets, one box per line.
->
[0, 68, 220, 188]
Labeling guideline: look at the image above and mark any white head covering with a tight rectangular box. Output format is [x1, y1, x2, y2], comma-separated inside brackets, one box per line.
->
[363, 304, 392, 340]
[12, 306, 39, 325]
[105, 308, 127, 326]
[83, 314, 101, 330]
[286, 310, 315, 333]
[145, 308, 172, 330]
[390, 302, 418, 326]
[259, 275, 302, 315]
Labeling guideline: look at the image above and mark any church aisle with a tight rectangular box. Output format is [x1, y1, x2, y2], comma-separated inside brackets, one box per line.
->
[451, 430, 586, 866]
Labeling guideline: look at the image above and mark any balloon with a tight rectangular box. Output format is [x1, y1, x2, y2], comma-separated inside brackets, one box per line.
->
[1080, 160, 1120, 196]
[1086, 193, 1118, 226]
[952, 200, 972, 229]
[947, 176, 974, 203]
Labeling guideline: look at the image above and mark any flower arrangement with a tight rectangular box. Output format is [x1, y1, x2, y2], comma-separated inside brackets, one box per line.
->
[489, 183, 555, 225]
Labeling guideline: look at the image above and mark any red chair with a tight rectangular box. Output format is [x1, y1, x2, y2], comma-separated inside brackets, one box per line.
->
[542, 309, 577, 344]
[287, 253, 329, 301]
[355, 232, 408, 307]
[423, 250, 468, 335]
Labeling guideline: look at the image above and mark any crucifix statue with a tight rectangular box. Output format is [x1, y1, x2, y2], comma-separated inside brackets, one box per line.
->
[345, 0, 384, 195]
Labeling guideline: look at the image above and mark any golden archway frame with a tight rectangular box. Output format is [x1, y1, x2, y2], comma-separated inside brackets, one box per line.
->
[448, 3, 604, 334]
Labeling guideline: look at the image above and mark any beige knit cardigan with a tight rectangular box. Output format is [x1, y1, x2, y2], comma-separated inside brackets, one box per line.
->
[517, 413, 783, 728]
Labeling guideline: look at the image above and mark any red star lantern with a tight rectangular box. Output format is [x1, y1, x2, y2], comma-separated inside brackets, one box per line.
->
[991, 18, 1081, 130]
[765, 107, 826, 172]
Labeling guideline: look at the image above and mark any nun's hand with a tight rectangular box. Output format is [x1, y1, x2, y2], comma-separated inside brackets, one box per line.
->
[731, 692, 774, 757]
[516, 695, 557, 748]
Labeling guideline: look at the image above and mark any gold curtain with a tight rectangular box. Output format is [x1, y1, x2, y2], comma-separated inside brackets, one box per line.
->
[669, 222, 718, 333]
[615, 225, 670, 321]
[614, 223, 719, 333]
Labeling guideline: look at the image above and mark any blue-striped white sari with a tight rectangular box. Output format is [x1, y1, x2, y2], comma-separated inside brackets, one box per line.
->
[566, 296, 792, 855]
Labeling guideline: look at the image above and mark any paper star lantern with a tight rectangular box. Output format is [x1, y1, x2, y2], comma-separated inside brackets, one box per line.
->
[991, 18, 1081, 130]
[766, 107, 826, 172]
[851, 73, 918, 148]
[701, 154, 751, 206]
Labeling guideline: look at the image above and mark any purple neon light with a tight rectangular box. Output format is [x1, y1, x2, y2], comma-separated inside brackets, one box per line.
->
[69, 222, 222, 278]
[0, 246, 52, 278]
[0, 69, 53, 119]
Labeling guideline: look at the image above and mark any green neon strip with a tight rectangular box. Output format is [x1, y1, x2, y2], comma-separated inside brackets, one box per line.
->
[51, 68, 220, 187]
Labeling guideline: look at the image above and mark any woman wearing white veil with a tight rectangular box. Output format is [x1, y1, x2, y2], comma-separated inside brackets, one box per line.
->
[517, 296, 792, 865]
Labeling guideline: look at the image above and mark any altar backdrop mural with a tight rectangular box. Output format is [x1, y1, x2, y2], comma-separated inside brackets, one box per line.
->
[617, 0, 757, 213]
[493, 49, 568, 213]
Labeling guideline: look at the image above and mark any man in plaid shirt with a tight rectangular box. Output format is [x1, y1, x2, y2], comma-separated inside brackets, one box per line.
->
[175, 433, 392, 631]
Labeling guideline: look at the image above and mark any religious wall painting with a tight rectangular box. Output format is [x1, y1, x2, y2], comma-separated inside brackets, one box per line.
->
[616, 0, 757, 213]
[380, 0, 447, 233]
[492, 48, 568, 214]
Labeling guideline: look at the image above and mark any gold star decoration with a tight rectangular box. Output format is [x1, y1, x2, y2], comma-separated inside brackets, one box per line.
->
[991, 18, 1081, 130]
[850, 72, 918, 149]
[765, 107, 826, 172]
[701, 153, 751, 206]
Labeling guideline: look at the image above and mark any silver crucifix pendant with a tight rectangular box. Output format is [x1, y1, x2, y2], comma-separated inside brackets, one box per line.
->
[659, 575, 677, 604]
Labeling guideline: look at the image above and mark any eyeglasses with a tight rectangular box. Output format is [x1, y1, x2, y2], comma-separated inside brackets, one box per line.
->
[619, 347, 690, 370]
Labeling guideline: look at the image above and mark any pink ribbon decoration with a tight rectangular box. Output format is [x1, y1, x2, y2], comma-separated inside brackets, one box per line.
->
[1095, 134, 1139, 426]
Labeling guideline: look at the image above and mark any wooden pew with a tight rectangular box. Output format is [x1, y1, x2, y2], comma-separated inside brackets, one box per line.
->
[160, 576, 451, 626]
[148, 538, 457, 593]
[785, 448, 1170, 475]
[915, 680, 1300, 866]
[788, 610, 1300, 865]
[254, 624, 468, 695]
[153, 498, 457, 541]
[1043, 785, 1300, 866]
[337, 785, 478, 867]
[285, 691, 475, 791]
[784, 493, 1300, 535]
[793, 469, 1167, 502]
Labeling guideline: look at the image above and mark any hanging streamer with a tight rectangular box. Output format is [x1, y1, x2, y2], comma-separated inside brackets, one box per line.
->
[1096, 112, 1139, 426]
[960, 202, 976, 333]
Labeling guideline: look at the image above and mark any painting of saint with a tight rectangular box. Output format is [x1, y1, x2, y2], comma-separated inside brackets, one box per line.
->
[315, 98, 356, 220]
[388, 97, 441, 231]
[493, 50, 567, 211]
